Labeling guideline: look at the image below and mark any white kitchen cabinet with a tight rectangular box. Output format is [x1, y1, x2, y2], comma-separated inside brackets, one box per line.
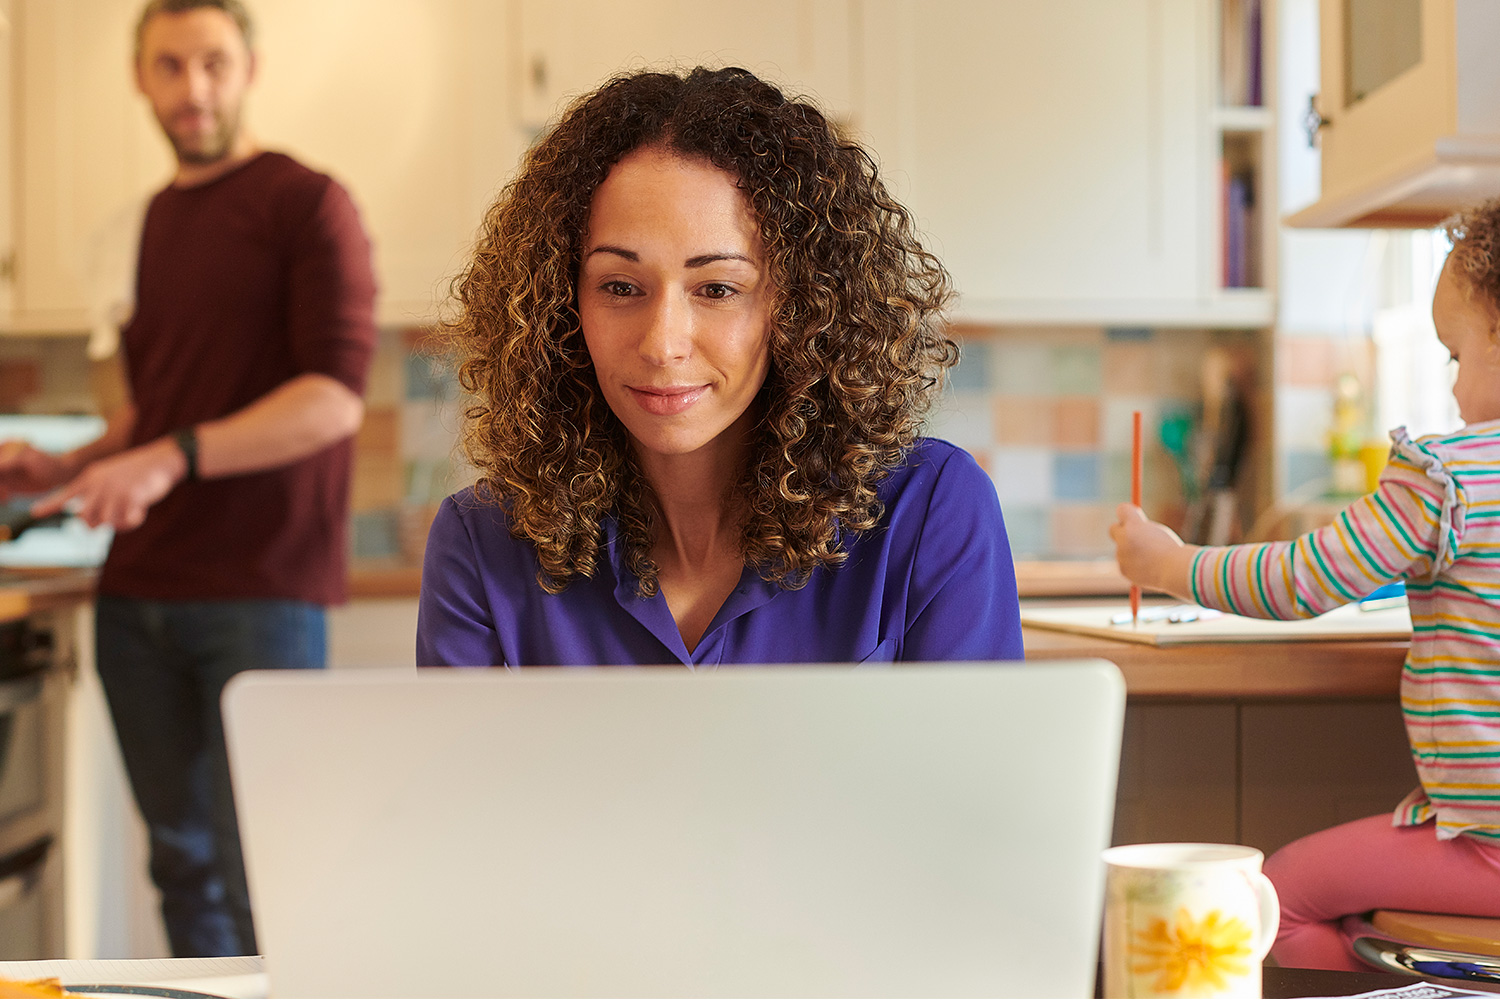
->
[1286, 0, 1500, 228]
[516, 0, 853, 132]
[9, 0, 162, 334]
[0, 0, 12, 320]
[7, 0, 524, 333]
[854, 0, 1265, 327]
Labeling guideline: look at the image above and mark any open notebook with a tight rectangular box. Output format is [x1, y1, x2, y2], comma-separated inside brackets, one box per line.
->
[223, 662, 1125, 998]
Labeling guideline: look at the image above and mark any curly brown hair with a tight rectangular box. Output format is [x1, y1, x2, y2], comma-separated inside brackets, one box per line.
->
[1446, 197, 1500, 326]
[439, 65, 957, 595]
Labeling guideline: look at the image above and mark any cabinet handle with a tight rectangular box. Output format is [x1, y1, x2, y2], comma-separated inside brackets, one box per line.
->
[1302, 94, 1331, 148]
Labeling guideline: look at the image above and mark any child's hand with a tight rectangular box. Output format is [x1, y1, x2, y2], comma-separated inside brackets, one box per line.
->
[1110, 503, 1196, 599]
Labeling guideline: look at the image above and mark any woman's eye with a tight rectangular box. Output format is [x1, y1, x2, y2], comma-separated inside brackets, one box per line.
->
[601, 280, 637, 297]
[701, 283, 736, 300]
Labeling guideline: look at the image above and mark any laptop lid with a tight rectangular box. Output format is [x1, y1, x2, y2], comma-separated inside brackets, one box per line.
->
[223, 661, 1124, 998]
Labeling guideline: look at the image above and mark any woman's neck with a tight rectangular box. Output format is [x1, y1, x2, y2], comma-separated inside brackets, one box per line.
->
[636, 431, 748, 572]
[634, 418, 756, 652]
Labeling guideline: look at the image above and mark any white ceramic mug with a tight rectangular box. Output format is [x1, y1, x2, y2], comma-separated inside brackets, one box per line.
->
[1101, 843, 1280, 999]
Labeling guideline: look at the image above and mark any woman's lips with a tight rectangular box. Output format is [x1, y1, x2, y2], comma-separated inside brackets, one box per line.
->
[628, 384, 709, 416]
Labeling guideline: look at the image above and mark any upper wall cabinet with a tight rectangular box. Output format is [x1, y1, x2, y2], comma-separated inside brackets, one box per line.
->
[1286, 0, 1500, 228]
[8, 0, 522, 333]
[855, 0, 1258, 327]
[517, 0, 854, 132]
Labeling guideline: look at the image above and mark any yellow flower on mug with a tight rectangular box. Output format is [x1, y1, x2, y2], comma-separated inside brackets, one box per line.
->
[1130, 906, 1255, 995]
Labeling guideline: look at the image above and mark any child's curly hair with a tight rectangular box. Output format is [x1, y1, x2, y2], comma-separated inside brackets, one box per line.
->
[439, 66, 957, 595]
[1446, 197, 1500, 324]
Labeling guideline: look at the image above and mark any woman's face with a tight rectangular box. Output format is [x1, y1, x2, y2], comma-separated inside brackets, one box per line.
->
[579, 146, 773, 464]
[1433, 257, 1500, 425]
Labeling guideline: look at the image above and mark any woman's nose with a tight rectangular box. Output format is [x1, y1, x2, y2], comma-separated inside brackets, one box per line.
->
[637, 295, 692, 366]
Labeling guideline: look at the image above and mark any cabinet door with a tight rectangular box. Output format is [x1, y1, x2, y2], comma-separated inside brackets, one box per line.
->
[518, 0, 853, 131]
[12, 0, 167, 330]
[13, 0, 523, 330]
[856, 0, 1210, 323]
[1314, 0, 1455, 211]
[251, 0, 521, 323]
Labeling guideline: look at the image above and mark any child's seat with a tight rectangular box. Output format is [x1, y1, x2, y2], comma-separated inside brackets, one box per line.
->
[1344, 909, 1500, 983]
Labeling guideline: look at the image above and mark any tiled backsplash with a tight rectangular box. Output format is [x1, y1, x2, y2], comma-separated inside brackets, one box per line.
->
[0, 322, 1369, 566]
[350, 328, 467, 564]
[928, 325, 1260, 559]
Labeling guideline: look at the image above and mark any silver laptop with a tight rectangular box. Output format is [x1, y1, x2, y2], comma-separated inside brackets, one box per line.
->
[223, 661, 1124, 998]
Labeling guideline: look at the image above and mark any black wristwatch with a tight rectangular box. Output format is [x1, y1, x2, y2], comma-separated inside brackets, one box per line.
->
[171, 426, 199, 480]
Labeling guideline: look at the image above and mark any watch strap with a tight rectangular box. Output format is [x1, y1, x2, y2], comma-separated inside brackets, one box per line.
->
[171, 426, 199, 480]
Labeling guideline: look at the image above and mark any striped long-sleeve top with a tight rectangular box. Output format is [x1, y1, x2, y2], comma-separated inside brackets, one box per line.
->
[1190, 422, 1500, 842]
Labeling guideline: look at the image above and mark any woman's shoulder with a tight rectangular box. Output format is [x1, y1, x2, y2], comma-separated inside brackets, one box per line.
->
[885, 437, 990, 488]
[878, 438, 996, 514]
[430, 486, 519, 547]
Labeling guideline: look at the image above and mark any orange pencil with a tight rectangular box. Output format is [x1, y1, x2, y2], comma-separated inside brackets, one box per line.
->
[1130, 410, 1143, 627]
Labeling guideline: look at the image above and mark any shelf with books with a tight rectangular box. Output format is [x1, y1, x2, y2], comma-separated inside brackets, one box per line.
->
[1220, 130, 1265, 291]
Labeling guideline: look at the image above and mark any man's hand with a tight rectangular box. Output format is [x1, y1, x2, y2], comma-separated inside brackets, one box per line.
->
[33, 437, 188, 531]
[0, 441, 80, 500]
[1109, 503, 1198, 601]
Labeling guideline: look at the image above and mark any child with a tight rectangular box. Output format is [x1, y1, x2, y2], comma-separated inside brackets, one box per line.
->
[1111, 197, 1500, 971]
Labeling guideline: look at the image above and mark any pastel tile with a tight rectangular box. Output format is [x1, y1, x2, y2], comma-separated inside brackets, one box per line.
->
[927, 389, 996, 453]
[989, 447, 1052, 506]
[1053, 396, 1100, 449]
[1101, 452, 1133, 506]
[356, 406, 400, 454]
[1050, 503, 1115, 558]
[406, 457, 465, 505]
[948, 340, 991, 392]
[1101, 340, 1153, 394]
[993, 341, 1054, 396]
[993, 397, 1055, 446]
[405, 349, 459, 401]
[1285, 450, 1331, 496]
[364, 329, 405, 406]
[1276, 385, 1334, 451]
[1050, 344, 1102, 395]
[351, 509, 401, 560]
[1153, 331, 1213, 396]
[351, 452, 404, 511]
[1276, 334, 1338, 388]
[1054, 452, 1101, 501]
[1000, 505, 1049, 558]
[401, 399, 464, 460]
[1101, 397, 1159, 451]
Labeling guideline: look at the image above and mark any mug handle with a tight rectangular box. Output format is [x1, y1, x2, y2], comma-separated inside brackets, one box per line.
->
[1250, 872, 1281, 960]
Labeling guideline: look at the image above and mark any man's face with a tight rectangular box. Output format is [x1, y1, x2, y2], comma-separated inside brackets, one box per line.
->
[135, 7, 255, 165]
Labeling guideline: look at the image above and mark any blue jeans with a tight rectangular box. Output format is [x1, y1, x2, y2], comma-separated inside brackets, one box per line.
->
[94, 596, 326, 957]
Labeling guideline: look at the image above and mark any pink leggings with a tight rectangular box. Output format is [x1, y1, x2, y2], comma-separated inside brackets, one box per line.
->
[1264, 814, 1500, 970]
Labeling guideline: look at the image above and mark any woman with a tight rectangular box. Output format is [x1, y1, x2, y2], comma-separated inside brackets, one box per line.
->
[417, 66, 1021, 667]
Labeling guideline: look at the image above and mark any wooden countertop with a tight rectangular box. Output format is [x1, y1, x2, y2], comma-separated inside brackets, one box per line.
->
[0, 567, 98, 622]
[349, 558, 1141, 601]
[349, 562, 423, 598]
[1013, 559, 1135, 598]
[1024, 617, 1409, 699]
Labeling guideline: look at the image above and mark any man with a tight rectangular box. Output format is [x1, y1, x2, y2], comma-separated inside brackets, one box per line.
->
[0, 0, 377, 957]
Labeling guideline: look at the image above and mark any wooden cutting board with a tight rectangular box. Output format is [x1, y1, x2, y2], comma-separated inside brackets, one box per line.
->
[1020, 602, 1412, 646]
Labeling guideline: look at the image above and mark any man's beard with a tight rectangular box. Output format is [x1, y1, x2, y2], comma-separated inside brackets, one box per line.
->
[162, 107, 241, 165]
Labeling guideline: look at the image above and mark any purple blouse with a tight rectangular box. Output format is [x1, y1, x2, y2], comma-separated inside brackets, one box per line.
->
[416, 438, 1022, 667]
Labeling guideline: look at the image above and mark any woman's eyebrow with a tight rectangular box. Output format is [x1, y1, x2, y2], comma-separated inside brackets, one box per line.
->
[584, 246, 758, 268]
[684, 252, 756, 268]
[584, 244, 638, 262]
